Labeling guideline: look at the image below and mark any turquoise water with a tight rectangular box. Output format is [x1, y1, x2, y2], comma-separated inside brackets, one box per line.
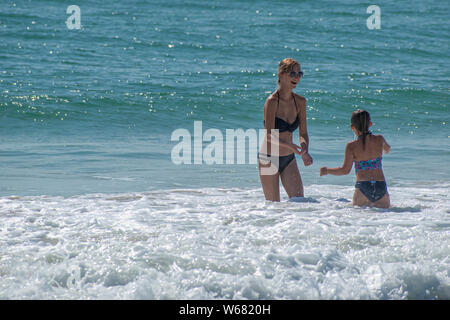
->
[0, 1, 449, 299]
[1, 0, 448, 196]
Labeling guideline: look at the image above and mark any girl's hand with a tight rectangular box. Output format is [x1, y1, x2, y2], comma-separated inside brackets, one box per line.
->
[302, 152, 313, 166]
[320, 167, 328, 176]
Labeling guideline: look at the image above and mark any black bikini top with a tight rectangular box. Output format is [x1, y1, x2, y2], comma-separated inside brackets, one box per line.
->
[264, 92, 299, 133]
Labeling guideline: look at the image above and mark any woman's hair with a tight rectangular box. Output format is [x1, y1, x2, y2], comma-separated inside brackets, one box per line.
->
[351, 109, 372, 149]
[278, 58, 300, 84]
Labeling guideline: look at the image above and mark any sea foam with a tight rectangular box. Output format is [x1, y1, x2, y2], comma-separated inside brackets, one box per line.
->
[0, 184, 448, 299]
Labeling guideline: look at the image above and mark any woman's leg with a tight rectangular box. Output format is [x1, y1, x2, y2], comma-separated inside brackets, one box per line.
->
[259, 161, 280, 201]
[280, 158, 304, 198]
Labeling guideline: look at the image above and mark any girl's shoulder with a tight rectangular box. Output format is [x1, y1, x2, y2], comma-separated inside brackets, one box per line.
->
[347, 139, 358, 148]
[372, 134, 387, 143]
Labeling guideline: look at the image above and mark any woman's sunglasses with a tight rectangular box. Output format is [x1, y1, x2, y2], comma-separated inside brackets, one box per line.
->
[289, 71, 304, 78]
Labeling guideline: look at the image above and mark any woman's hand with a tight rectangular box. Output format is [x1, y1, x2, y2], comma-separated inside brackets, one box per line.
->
[289, 143, 306, 156]
[320, 167, 328, 176]
[302, 152, 313, 166]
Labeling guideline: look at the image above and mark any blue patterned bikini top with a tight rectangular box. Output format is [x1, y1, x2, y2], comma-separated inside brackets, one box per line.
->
[354, 157, 382, 173]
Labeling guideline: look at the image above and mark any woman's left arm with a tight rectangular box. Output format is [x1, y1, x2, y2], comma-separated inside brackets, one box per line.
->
[297, 95, 313, 166]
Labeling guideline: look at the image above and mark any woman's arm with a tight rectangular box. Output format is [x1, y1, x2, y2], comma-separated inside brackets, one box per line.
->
[320, 142, 354, 176]
[297, 95, 313, 165]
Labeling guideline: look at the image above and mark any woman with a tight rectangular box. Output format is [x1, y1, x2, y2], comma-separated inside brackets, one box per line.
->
[258, 58, 313, 201]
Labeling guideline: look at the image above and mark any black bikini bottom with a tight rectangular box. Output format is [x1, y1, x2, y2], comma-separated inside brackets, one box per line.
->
[355, 181, 387, 202]
[258, 153, 295, 174]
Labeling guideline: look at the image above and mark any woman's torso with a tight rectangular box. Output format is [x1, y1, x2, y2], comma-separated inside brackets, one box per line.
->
[260, 92, 300, 156]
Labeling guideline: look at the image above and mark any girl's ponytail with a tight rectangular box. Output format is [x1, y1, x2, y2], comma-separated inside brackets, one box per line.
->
[351, 110, 371, 150]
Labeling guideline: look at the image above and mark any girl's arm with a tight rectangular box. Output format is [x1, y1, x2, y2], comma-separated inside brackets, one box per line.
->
[380, 135, 391, 154]
[264, 97, 303, 155]
[320, 142, 354, 176]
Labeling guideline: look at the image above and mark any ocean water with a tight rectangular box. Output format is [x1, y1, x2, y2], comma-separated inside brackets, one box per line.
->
[0, 0, 449, 299]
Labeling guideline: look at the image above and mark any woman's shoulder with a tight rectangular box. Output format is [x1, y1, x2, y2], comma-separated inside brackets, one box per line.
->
[266, 91, 278, 101]
[265, 92, 278, 107]
[293, 93, 306, 103]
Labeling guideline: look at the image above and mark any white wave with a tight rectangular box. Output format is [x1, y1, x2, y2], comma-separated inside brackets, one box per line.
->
[0, 184, 448, 299]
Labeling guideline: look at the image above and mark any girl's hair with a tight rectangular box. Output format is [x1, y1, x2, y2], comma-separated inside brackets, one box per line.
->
[351, 109, 372, 149]
[278, 58, 300, 84]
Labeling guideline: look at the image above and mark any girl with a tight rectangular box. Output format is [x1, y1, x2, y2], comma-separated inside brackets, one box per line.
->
[320, 109, 391, 208]
[258, 58, 313, 201]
